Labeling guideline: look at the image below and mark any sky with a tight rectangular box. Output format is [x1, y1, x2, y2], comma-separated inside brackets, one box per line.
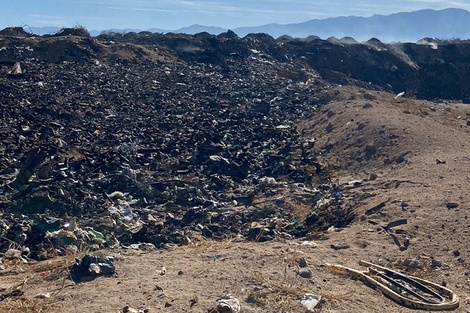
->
[2, 0, 470, 31]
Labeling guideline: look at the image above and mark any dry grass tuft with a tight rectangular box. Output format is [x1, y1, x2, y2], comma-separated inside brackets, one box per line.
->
[0, 297, 50, 313]
[0, 249, 88, 313]
[183, 234, 238, 252]
[246, 253, 321, 312]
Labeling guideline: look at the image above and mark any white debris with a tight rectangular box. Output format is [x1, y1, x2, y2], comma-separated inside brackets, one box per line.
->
[217, 294, 241, 313]
[9, 62, 22, 75]
[395, 91, 405, 99]
[35, 292, 52, 299]
[301, 293, 321, 311]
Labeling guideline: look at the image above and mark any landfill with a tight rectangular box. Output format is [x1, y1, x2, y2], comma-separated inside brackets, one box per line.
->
[0, 28, 359, 259]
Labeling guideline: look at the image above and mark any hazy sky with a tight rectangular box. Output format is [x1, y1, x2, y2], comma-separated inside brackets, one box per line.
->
[2, 0, 470, 31]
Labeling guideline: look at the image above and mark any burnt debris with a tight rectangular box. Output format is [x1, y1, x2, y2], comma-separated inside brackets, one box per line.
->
[0, 30, 358, 259]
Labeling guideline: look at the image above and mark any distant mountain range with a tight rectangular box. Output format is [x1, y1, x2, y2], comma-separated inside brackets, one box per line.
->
[26, 8, 470, 42]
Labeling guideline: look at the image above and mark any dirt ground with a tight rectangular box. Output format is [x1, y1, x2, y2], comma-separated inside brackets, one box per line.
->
[1, 86, 470, 313]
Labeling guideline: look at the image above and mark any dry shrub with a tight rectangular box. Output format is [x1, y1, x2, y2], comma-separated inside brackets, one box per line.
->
[183, 234, 237, 253]
[55, 26, 90, 37]
[246, 253, 317, 312]
[246, 273, 307, 312]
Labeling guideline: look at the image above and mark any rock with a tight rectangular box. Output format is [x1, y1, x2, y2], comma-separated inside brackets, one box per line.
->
[446, 202, 459, 209]
[363, 93, 376, 100]
[395, 155, 406, 164]
[299, 267, 313, 279]
[431, 259, 442, 269]
[3, 249, 22, 260]
[122, 306, 142, 313]
[364, 144, 377, 159]
[400, 237, 410, 251]
[330, 243, 350, 250]
[298, 257, 313, 278]
[453, 250, 461, 257]
[403, 258, 423, 269]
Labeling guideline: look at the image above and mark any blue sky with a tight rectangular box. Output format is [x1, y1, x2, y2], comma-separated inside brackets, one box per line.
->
[2, 0, 470, 31]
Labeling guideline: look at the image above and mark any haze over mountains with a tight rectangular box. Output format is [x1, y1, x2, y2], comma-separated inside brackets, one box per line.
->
[28, 8, 470, 43]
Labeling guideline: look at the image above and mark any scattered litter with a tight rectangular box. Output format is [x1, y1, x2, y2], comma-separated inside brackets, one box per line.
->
[395, 91, 405, 99]
[35, 292, 51, 299]
[215, 294, 241, 313]
[125, 243, 156, 251]
[333, 191, 343, 200]
[3, 249, 25, 262]
[0, 288, 24, 301]
[346, 180, 363, 187]
[155, 285, 165, 299]
[189, 295, 198, 308]
[400, 201, 409, 210]
[327, 260, 459, 310]
[301, 293, 321, 311]
[365, 202, 386, 216]
[300, 241, 318, 247]
[70, 254, 115, 282]
[383, 219, 408, 230]
[8, 62, 23, 76]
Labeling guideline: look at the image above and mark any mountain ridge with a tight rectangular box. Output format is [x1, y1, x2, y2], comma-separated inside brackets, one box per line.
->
[233, 8, 470, 41]
[22, 8, 470, 42]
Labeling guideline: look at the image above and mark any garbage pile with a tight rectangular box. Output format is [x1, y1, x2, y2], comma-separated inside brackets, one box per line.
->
[0, 33, 356, 260]
[70, 254, 115, 282]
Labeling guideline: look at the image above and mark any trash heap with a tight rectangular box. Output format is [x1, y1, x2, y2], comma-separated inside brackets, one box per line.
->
[0, 33, 355, 260]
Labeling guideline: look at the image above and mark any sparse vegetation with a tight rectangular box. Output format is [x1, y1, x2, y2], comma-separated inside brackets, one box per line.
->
[54, 25, 90, 37]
